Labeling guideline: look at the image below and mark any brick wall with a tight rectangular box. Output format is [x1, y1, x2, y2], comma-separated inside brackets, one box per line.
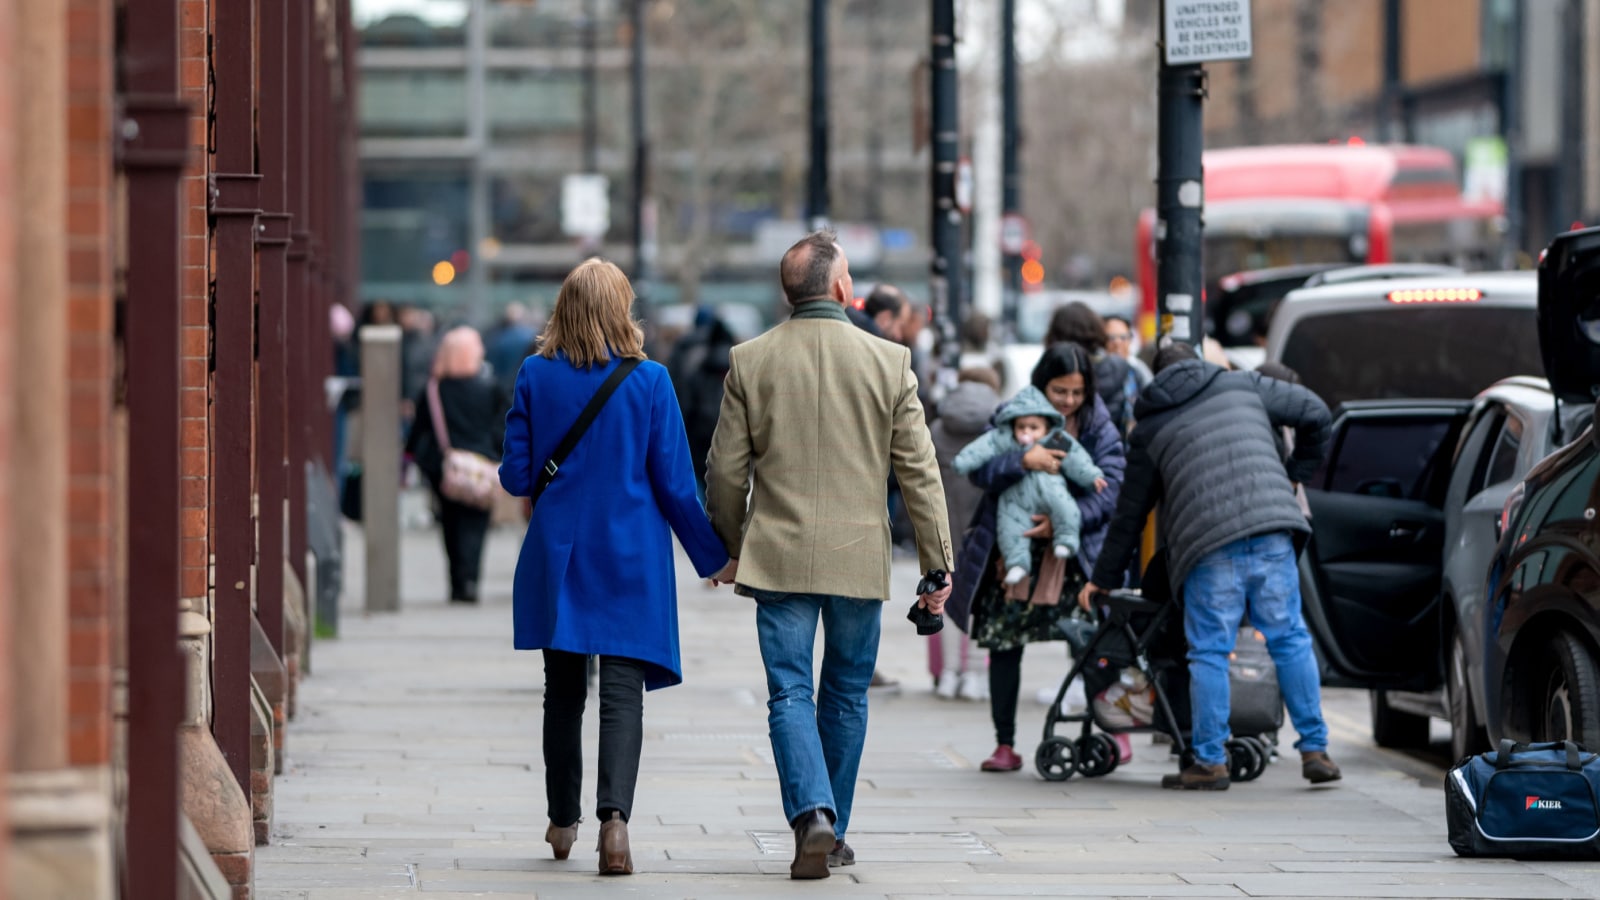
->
[65, 0, 113, 769]
[180, 0, 211, 627]
[1403, 0, 1481, 86]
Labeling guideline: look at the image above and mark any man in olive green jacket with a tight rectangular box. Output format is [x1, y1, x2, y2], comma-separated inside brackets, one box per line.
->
[705, 229, 954, 880]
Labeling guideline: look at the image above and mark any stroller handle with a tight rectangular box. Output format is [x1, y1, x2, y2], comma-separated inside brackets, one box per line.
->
[1101, 588, 1164, 617]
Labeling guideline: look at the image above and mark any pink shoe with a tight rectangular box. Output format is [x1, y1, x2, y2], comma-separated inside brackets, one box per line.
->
[1113, 733, 1133, 764]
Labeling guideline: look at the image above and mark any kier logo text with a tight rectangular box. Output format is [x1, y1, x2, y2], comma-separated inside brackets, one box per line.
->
[1526, 796, 1565, 810]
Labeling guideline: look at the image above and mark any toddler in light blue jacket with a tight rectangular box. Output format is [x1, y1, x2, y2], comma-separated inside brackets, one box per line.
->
[953, 385, 1106, 586]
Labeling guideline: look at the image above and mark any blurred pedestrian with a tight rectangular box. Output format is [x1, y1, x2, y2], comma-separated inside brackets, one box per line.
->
[1104, 315, 1152, 391]
[1045, 302, 1133, 435]
[704, 229, 953, 879]
[399, 305, 440, 426]
[666, 306, 738, 497]
[486, 302, 538, 395]
[499, 258, 733, 875]
[928, 367, 1002, 701]
[404, 326, 509, 604]
[947, 343, 1126, 774]
[1078, 342, 1338, 790]
[862, 283, 906, 342]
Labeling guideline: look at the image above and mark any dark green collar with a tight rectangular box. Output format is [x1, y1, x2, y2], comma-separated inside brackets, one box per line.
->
[790, 300, 851, 323]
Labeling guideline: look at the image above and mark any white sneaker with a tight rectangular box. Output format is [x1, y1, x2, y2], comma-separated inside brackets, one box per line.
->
[1034, 686, 1057, 706]
[935, 670, 959, 700]
[958, 671, 988, 701]
[1003, 566, 1028, 585]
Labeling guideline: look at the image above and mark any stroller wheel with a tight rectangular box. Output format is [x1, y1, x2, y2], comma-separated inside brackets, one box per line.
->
[1035, 737, 1076, 781]
[1244, 737, 1270, 780]
[1074, 734, 1116, 777]
[1095, 733, 1123, 774]
[1225, 738, 1263, 783]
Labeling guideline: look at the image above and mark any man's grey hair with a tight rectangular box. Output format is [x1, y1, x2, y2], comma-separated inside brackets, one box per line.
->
[780, 228, 841, 304]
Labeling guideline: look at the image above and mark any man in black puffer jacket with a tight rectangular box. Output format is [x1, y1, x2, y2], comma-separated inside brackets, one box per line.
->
[1078, 342, 1338, 791]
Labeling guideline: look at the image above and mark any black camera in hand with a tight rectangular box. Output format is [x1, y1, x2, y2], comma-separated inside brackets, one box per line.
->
[907, 569, 948, 636]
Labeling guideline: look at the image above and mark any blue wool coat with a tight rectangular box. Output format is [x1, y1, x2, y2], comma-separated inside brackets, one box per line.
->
[500, 354, 729, 690]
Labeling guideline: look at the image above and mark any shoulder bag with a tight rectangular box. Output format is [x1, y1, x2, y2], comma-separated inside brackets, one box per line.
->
[530, 358, 641, 509]
[1447, 739, 1600, 858]
[427, 378, 503, 510]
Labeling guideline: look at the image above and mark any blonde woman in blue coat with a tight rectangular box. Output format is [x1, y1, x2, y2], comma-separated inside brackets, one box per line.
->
[499, 258, 734, 875]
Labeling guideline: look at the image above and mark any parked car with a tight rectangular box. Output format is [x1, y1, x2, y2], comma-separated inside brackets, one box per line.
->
[1482, 226, 1600, 751]
[1259, 270, 1556, 758]
[1264, 271, 1542, 409]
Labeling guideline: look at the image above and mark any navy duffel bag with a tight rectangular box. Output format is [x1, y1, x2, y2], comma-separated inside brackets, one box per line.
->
[1447, 739, 1600, 858]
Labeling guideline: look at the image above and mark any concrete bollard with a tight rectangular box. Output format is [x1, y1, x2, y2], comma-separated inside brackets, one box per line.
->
[360, 325, 402, 613]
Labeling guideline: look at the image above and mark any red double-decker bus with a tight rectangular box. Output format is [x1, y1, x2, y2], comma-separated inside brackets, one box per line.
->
[1134, 142, 1505, 339]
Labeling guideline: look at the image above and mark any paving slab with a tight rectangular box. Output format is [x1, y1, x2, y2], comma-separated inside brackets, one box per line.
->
[256, 521, 1598, 899]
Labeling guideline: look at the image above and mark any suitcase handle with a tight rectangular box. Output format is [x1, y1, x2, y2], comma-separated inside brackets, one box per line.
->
[1496, 738, 1584, 771]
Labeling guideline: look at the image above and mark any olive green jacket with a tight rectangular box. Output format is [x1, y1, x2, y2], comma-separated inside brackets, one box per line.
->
[704, 302, 954, 602]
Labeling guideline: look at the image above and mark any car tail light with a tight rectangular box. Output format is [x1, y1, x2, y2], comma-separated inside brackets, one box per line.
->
[1387, 288, 1483, 304]
[1498, 481, 1526, 542]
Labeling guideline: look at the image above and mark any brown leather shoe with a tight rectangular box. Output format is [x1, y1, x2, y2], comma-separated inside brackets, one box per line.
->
[544, 820, 579, 860]
[790, 809, 834, 880]
[1301, 751, 1342, 784]
[827, 839, 855, 868]
[1160, 762, 1230, 790]
[980, 744, 1023, 772]
[597, 811, 632, 875]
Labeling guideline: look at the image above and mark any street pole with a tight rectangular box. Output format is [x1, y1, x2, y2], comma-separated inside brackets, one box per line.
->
[1001, 0, 1021, 333]
[584, 0, 600, 174]
[1502, 0, 1524, 261]
[1379, 0, 1400, 142]
[930, 0, 963, 377]
[808, 0, 830, 229]
[1155, 8, 1205, 348]
[631, 0, 650, 288]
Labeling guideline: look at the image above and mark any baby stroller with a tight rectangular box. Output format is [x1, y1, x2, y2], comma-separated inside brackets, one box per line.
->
[1034, 586, 1279, 784]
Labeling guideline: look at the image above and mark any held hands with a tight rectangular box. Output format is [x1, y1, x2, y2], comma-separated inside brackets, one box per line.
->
[709, 558, 739, 587]
[1022, 444, 1068, 474]
[1093, 477, 1108, 493]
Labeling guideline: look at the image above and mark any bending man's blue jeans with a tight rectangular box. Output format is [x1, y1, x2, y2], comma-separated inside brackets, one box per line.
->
[1182, 531, 1328, 767]
[751, 591, 880, 841]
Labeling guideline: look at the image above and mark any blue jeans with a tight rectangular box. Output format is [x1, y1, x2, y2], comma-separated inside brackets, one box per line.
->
[752, 591, 881, 840]
[1183, 532, 1328, 767]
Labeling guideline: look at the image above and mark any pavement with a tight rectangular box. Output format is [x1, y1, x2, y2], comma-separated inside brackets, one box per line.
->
[255, 512, 1600, 899]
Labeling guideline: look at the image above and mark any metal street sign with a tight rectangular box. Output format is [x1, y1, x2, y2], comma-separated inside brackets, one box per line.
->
[1163, 0, 1252, 65]
[1000, 213, 1028, 255]
[561, 173, 610, 239]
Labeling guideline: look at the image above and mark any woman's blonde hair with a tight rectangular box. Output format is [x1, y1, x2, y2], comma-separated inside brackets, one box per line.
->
[538, 258, 647, 367]
[432, 326, 486, 380]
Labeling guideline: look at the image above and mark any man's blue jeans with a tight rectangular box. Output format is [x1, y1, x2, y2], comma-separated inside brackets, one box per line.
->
[1183, 532, 1329, 767]
[751, 591, 880, 840]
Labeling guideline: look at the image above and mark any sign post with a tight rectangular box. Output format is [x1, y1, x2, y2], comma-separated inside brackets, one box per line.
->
[1155, 0, 1251, 347]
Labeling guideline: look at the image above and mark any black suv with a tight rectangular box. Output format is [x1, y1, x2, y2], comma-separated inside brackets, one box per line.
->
[1482, 226, 1600, 750]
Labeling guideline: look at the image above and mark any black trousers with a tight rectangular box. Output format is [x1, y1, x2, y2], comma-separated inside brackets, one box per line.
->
[543, 650, 646, 827]
[434, 489, 490, 599]
[988, 646, 1025, 748]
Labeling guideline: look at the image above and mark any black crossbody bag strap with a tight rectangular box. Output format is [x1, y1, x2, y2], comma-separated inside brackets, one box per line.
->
[531, 358, 641, 508]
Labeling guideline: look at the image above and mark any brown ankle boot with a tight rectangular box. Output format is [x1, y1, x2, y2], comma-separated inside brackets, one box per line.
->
[1160, 762, 1231, 790]
[597, 811, 633, 875]
[1301, 751, 1342, 784]
[544, 820, 579, 860]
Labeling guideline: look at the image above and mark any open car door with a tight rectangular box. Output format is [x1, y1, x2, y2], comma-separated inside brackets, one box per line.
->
[1300, 401, 1470, 690]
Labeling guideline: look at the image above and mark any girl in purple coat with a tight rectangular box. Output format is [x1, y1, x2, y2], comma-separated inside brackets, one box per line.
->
[945, 344, 1127, 773]
[500, 258, 734, 875]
